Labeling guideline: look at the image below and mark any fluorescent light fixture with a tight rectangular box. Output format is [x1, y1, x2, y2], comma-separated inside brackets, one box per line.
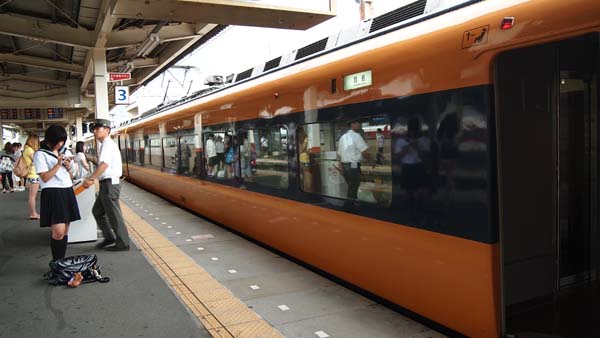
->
[137, 33, 161, 57]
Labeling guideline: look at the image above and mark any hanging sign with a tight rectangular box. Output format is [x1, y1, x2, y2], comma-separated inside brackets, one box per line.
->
[115, 86, 129, 104]
[108, 73, 131, 82]
[344, 70, 372, 91]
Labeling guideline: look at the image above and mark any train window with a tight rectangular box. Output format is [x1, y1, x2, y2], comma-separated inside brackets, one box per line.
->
[134, 140, 144, 166]
[143, 138, 151, 166]
[163, 137, 177, 170]
[178, 135, 196, 176]
[149, 138, 162, 167]
[203, 129, 224, 177]
[203, 127, 235, 180]
[118, 135, 126, 161]
[127, 136, 136, 165]
[298, 117, 392, 206]
[239, 127, 289, 189]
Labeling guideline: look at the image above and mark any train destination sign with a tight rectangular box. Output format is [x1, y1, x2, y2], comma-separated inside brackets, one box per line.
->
[344, 70, 372, 91]
[108, 72, 131, 82]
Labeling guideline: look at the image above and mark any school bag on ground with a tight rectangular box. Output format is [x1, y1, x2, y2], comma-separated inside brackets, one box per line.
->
[45, 254, 110, 286]
[13, 155, 28, 178]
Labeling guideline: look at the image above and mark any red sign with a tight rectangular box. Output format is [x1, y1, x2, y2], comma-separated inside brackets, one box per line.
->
[109, 73, 131, 82]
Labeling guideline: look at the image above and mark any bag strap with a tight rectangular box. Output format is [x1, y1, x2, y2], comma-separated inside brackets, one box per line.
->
[91, 267, 110, 283]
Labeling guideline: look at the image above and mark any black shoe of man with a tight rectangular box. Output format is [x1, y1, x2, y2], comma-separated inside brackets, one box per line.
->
[105, 245, 130, 251]
[96, 239, 116, 249]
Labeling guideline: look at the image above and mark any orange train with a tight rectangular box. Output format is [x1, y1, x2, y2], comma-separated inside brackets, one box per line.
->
[109, 1, 600, 337]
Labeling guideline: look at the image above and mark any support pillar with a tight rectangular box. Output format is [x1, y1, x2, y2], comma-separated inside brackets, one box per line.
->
[93, 48, 110, 120]
[194, 113, 202, 150]
[0, 123, 4, 144]
[76, 115, 83, 141]
[194, 113, 204, 175]
[159, 122, 167, 138]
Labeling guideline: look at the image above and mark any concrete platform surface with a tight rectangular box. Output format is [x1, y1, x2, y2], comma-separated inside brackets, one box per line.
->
[0, 188, 208, 338]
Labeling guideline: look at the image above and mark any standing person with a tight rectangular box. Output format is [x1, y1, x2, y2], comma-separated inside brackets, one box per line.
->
[82, 119, 131, 251]
[215, 136, 225, 172]
[12, 143, 25, 191]
[376, 128, 385, 164]
[33, 125, 80, 262]
[297, 127, 313, 193]
[337, 120, 372, 200]
[23, 134, 41, 219]
[0, 142, 16, 193]
[205, 134, 217, 176]
[395, 117, 432, 222]
[180, 140, 191, 175]
[74, 141, 90, 180]
[260, 135, 269, 157]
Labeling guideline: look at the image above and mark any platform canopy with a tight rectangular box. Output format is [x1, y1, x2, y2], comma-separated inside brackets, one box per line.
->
[0, 0, 335, 133]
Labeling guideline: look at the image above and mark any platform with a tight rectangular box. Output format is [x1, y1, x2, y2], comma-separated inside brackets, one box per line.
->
[0, 182, 446, 338]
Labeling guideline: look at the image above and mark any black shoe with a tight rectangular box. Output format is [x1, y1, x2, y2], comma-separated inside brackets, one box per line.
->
[105, 245, 130, 251]
[96, 239, 116, 249]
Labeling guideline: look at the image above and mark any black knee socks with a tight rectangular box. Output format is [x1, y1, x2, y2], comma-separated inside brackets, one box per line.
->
[50, 235, 68, 261]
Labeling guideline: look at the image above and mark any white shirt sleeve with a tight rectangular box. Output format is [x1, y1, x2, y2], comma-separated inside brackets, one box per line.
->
[355, 133, 368, 153]
[33, 151, 49, 174]
[98, 140, 112, 165]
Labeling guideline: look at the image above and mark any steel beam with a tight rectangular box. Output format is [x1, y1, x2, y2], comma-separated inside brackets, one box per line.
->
[0, 96, 94, 109]
[0, 13, 95, 49]
[80, 0, 119, 91]
[0, 74, 67, 87]
[0, 87, 67, 99]
[0, 53, 83, 73]
[126, 23, 215, 87]
[107, 57, 159, 71]
[113, 0, 335, 30]
[106, 23, 198, 49]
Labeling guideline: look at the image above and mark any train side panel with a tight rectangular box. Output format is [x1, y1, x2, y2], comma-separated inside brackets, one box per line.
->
[127, 165, 500, 338]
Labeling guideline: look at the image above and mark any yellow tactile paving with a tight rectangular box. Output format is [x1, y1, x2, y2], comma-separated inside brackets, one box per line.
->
[121, 202, 284, 338]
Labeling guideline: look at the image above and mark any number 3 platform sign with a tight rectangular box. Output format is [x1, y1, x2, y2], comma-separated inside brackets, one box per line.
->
[115, 86, 129, 104]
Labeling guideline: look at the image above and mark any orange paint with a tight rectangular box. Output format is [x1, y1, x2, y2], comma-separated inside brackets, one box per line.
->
[116, 1, 600, 337]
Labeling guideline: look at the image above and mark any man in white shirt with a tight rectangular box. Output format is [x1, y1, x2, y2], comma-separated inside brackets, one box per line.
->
[83, 119, 131, 251]
[205, 134, 217, 176]
[337, 120, 372, 200]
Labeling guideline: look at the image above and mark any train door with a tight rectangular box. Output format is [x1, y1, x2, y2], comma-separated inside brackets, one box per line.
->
[495, 34, 599, 337]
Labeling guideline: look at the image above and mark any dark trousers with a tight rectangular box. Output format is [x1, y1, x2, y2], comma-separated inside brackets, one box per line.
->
[1, 171, 13, 190]
[342, 163, 361, 200]
[92, 181, 130, 247]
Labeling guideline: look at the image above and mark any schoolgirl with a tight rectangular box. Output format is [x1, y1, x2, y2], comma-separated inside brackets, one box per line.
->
[33, 125, 81, 261]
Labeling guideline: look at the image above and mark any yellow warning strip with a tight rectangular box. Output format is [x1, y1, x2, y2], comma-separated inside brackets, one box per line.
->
[121, 202, 284, 338]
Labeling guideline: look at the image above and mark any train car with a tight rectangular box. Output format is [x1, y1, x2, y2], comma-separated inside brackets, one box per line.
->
[109, 0, 600, 337]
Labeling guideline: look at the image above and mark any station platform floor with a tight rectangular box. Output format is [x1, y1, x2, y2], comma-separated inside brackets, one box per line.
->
[0, 181, 446, 338]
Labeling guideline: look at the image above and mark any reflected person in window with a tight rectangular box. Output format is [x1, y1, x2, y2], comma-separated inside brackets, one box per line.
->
[298, 127, 313, 193]
[394, 117, 432, 222]
[337, 120, 372, 200]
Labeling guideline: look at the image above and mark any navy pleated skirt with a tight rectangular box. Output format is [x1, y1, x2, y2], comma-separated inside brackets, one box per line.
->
[40, 187, 81, 227]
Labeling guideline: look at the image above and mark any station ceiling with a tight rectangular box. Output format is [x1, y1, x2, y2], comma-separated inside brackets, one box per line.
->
[0, 0, 335, 132]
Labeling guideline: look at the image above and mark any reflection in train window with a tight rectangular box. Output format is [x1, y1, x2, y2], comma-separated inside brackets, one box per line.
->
[239, 127, 289, 189]
[132, 139, 142, 166]
[178, 135, 196, 176]
[149, 138, 162, 167]
[298, 116, 392, 206]
[126, 136, 136, 165]
[202, 126, 227, 178]
[163, 137, 177, 170]
[143, 138, 151, 166]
